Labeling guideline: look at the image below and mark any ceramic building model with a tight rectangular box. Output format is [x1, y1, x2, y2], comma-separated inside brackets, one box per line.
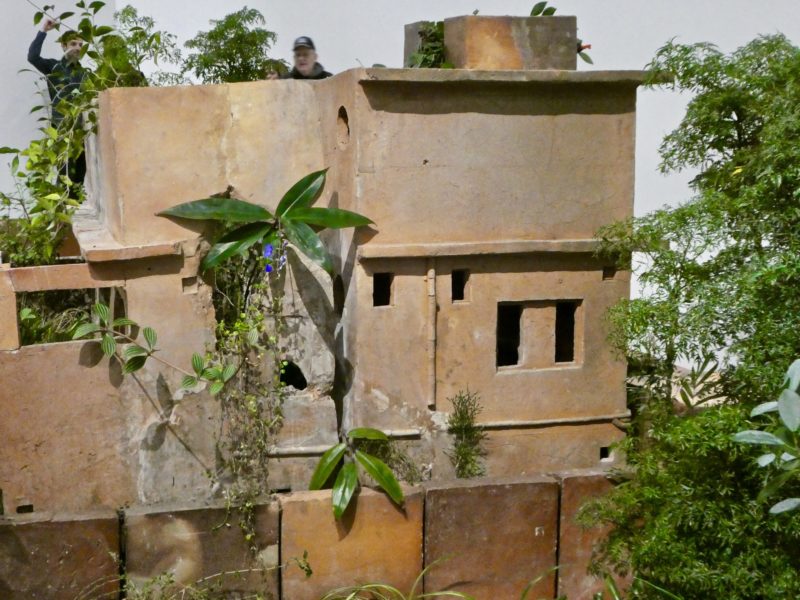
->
[0, 16, 644, 512]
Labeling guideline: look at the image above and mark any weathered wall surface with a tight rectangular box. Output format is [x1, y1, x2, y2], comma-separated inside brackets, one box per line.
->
[0, 472, 614, 599]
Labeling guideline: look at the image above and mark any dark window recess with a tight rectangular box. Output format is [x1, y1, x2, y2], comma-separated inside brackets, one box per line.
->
[373, 273, 393, 307]
[333, 275, 345, 316]
[555, 301, 577, 363]
[280, 361, 308, 390]
[451, 269, 469, 301]
[600, 446, 611, 460]
[496, 304, 522, 367]
[16, 504, 34, 514]
[602, 266, 617, 280]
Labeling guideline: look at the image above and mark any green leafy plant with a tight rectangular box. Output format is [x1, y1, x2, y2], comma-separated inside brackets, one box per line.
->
[309, 428, 405, 519]
[530, 2, 593, 64]
[530, 1, 557, 17]
[158, 169, 372, 274]
[182, 6, 287, 83]
[733, 359, 800, 514]
[408, 21, 453, 69]
[446, 390, 487, 478]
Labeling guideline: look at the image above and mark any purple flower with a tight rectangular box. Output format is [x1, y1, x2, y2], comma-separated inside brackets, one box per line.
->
[265, 264, 273, 273]
[263, 243, 274, 258]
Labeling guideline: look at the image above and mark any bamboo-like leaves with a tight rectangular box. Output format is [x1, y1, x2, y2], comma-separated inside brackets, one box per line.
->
[289, 207, 373, 229]
[276, 168, 328, 217]
[355, 450, 404, 506]
[282, 219, 333, 274]
[309, 442, 346, 490]
[158, 196, 273, 222]
[348, 427, 389, 441]
[202, 223, 272, 271]
[332, 462, 358, 519]
[778, 388, 800, 432]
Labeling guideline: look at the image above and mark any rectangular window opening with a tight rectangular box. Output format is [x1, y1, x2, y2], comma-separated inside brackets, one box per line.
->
[496, 303, 522, 367]
[18, 287, 127, 346]
[451, 269, 469, 302]
[16, 504, 34, 514]
[602, 266, 617, 280]
[600, 446, 613, 461]
[372, 273, 393, 307]
[555, 301, 577, 363]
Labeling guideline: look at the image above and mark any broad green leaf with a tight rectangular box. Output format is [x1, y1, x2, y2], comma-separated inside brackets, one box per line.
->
[112, 317, 137, 328]
[785, 359, 800, 393]
[123, 345, 149, 360]
[282, 220, 333, 274]
[100, 334, 116, 357]
[181, 375, 198, 389]
[732, 430, 785, 446]
[93, 303, 109, 325]
[355, 450, 404, 505]
[34, 12, 43, 25]
[89, 1, 105, 13]
[158, 197, 272, 223]
[781, 452, 797, 462]
[778, 388, 800, 431]
[222, 364, 237, 382]
[769, 498, 800, 514]
[288, 207, 373, 229]
[122, 356, 146, 374]
[72, 322, 100, 339]
[57, 11, 75, 20]
[143, 327, 157, 350]
[751, 401, 778, 417]
[192, 352, 204, 376]
[201, 223, 271, 270]
[276, 169, 328, 217]
[757, 453, 776, 467]
[202, 367, 222, 380]
[309, 443, 346, 490]
[209, 381, 225, 395]
[531, 1, 547, 16]
[758, 469, 796, 502]
[0, 147, 19, 154]
[542, 6, 557, 16]
[348, 427, 389, 441]
[579, 52, 594, 65]
[93, 25, 113, 36]
[332, 462, 358, 519]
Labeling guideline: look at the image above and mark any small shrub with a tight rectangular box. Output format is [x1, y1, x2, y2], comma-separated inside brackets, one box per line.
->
[447, 390, 487, 478]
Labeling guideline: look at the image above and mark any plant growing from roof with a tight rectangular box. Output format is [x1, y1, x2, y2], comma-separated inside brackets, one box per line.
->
[309, 428, 405, 519]
[530, 2, 593, 64]
[157, 168, 373, 274]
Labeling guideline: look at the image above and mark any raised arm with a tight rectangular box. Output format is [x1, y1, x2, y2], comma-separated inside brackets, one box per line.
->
[28, 19, 58, 74]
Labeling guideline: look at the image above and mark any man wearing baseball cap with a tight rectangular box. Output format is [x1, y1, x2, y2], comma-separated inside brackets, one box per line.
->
[278, 36, 332, 80]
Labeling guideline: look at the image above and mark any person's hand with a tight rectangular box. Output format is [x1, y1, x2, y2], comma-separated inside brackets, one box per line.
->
[41, 18, 56, 32]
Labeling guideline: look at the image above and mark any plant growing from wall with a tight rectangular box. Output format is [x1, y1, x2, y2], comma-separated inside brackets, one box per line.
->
[733, 359, 800, 515]
[182, 7, 288, 83]
[408, 21, 452, 69]
[309, 428, 406, 518]
[446, 390, 487, 478]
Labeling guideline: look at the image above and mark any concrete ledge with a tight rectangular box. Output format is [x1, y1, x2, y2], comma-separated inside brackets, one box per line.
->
[72, 203, 183, 262]
[360, 67, 649, 85]
[8, 263, 124, 292]
[358, 238, 601, 259]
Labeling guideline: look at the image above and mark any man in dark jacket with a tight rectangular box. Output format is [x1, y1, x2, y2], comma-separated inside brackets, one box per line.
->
[278, 37, 332, 80]
[28, 17, 87, 182]
[28, 18, 86, 126]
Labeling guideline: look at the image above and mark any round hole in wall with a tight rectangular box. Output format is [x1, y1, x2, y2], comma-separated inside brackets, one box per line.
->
[337, 106, 350, 149]
[280, 360, 308, 390]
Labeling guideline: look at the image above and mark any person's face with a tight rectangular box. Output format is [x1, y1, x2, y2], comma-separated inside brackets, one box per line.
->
[293, 47, 317, 76]
[62, 38, 84, 62]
